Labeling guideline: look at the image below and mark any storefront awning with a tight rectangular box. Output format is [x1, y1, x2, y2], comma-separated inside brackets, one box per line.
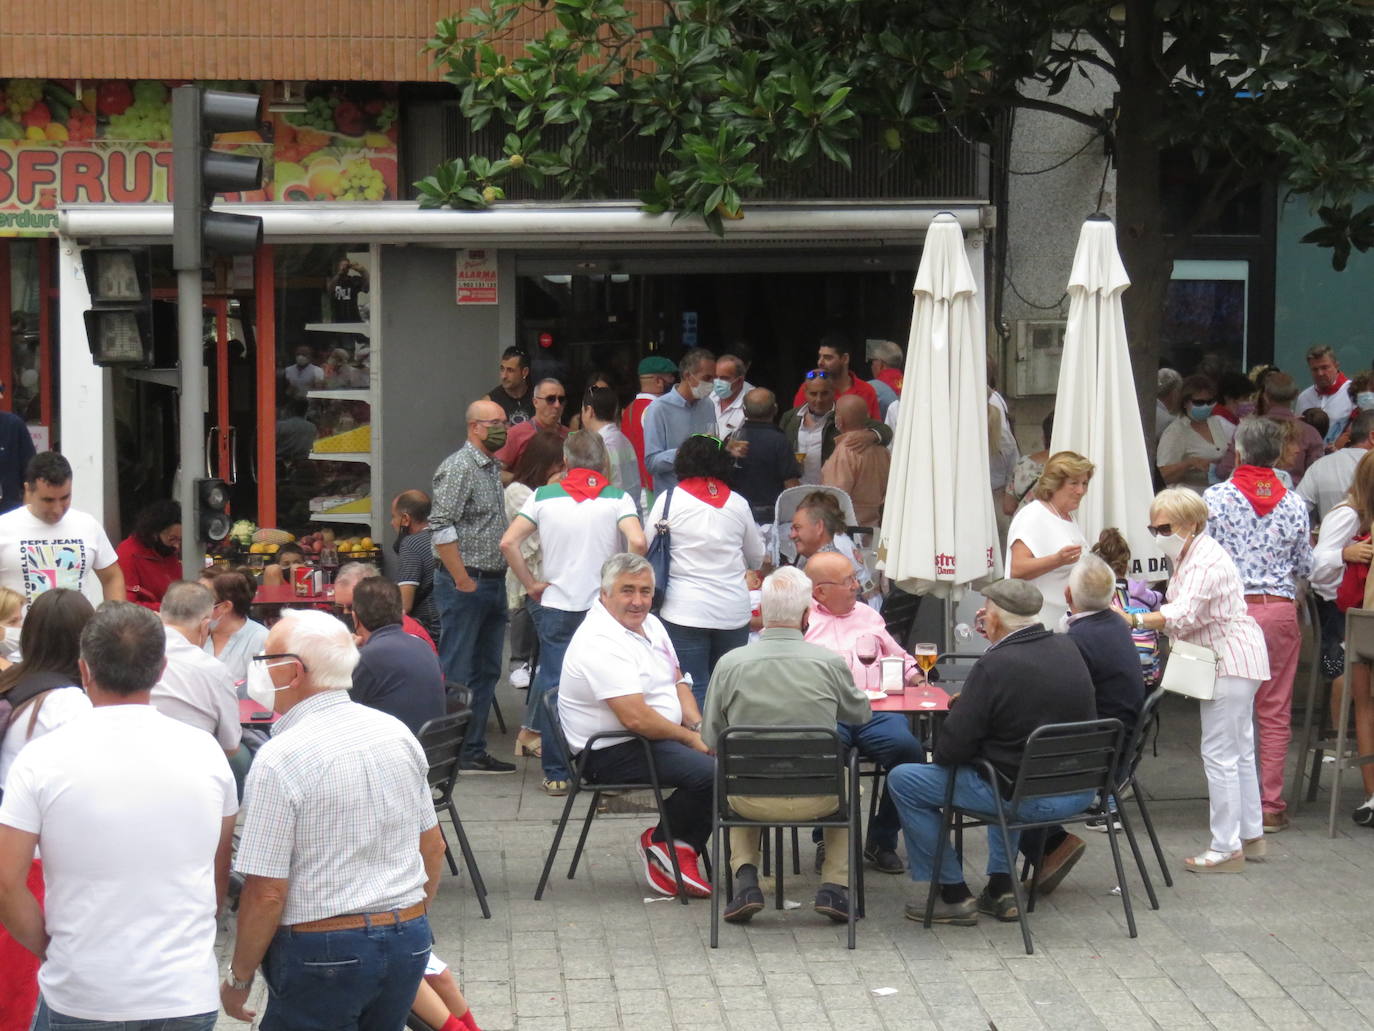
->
[60, 200, 991, 247]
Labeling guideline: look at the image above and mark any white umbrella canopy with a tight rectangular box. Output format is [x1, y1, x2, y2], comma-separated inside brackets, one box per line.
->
[879, 213, 1000, 598]
[1049, 214, 1164, 579]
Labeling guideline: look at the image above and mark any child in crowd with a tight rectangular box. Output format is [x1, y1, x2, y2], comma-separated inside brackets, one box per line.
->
[412, 953, 482, 1030]
[1091, 528, 1162, 688]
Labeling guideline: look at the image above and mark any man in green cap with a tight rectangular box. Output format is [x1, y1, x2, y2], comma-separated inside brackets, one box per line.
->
[622, 355, 677, 504]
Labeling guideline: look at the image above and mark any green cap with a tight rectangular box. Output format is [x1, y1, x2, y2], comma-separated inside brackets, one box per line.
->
[638, 355, 677, 376]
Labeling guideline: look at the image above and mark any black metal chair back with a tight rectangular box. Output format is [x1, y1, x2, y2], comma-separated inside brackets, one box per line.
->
[711, 726, 863, 949]
[882, 587, 922, 651]
[416, 709, 490, 919]
[533, 689, 692, 904]
[1109, 686, 1173, 898]
[923, 718, 1132, 955]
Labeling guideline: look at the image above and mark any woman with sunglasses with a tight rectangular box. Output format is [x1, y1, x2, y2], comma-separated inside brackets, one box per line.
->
[647, 433, 765, 708]
[1121, 487, 1269, 872]
[1157, 374, 1235, 493]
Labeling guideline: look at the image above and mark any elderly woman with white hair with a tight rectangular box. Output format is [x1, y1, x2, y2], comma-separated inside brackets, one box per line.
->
[1203, 416, 1311, 834]
[1120, 487, 1270, 873]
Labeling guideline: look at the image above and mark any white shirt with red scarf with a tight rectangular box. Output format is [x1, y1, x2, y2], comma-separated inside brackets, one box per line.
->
[1297, 374, 1353, 435]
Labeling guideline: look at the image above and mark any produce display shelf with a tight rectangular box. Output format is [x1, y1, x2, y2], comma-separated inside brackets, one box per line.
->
[312, 513, 372, 526]
[307, 389, 371, 401]
[304, 322, 370, 336]
[308, 451, 370, 464]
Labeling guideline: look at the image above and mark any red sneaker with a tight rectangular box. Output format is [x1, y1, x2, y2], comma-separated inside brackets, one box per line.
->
[637, 827, 678, 896]
[669, 839, 712, 898]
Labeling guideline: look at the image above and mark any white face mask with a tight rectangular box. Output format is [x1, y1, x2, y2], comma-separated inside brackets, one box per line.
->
[1155, 531, 1189, 561]
[0, 624, 20, 658]
[245, 661, 287, 711]
[690, 376, 714, 401]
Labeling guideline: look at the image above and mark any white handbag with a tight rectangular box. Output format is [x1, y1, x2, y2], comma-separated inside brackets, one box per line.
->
[1160, 639, 1219, 701]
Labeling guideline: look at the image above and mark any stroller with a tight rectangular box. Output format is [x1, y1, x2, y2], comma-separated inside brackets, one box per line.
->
[771, 485, 879, 601]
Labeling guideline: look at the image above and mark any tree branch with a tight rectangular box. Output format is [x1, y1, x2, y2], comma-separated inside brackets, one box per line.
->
[1003, 94, 1103, 131]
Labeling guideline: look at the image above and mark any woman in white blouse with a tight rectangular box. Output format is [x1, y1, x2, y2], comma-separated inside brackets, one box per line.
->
[1311, 448, 1374, 826]
[1157, 374, 1236, 493]
[648, 434, 764, 707]
[1005, 450, 1093, 631]
[1121, 488, 1270, 872]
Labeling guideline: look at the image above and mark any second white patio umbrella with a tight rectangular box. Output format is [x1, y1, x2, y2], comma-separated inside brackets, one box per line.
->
[880, 213, 1000, 599]
[1049, 214, 1163, 577]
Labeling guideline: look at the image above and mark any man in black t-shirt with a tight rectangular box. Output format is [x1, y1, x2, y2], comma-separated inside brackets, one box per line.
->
[326, 257, 369, 323]
[730, 388, 800, 521]
[487, 347, 535, 425]
[390, 490, 440, 641]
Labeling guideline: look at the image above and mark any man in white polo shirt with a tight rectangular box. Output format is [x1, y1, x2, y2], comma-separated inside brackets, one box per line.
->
[558, 553, 714, 898]
[501, 431, 646, 796]
[1299, 408, 1374, 524]
[0, 602, 237, 1029]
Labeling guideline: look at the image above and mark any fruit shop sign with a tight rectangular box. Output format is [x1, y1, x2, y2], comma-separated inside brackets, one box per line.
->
[0, 142, 184, 234]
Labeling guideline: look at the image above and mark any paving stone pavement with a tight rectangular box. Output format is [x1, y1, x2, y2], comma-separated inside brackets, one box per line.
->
[216, 684, 1374, 1030]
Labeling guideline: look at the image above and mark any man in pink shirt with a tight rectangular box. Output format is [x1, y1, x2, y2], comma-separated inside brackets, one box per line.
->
[802, 551, 925, 875]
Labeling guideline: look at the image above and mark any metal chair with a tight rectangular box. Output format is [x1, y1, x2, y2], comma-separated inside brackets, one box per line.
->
[711, 726, 864, 949]
[416, 710, 491, 919]
[923, 719, 1132, 955]
[1109, 687, 1173, 900]
[882, 586, 922, 651]
[444, 679, 505, 735]
[533, 691, 692, 904]
[1328, 608, 1374, 836]
[1290, 591, 1334, 809]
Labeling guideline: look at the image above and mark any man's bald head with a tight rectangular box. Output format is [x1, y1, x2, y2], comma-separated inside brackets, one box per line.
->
[805, 551, 859, 615]
[834, 394, 867, 432]
[743, 387, 777, 421]
[467, 398, 504, 423]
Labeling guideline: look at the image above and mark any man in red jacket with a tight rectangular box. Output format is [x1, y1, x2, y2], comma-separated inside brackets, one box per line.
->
[622, 355, 676, 494]
[792, 333, 879, 420]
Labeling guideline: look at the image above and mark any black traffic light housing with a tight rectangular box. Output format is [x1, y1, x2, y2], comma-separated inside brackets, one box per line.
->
[172, 87, 265, 272]
[196, 477, 232, 542]
[82, 246, 154, 366]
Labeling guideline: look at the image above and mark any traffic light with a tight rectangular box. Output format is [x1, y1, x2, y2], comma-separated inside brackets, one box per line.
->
[196, 477, 232, 542]
[82, 246, 154, 366]
[171, 87, 264, 272]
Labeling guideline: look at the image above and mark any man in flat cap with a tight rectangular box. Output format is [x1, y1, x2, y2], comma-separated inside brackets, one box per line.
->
[623, 355, 678, 504]
[886, 578, 1097, 927]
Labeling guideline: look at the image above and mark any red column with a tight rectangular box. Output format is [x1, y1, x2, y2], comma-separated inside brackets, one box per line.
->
[37, 238, 52, 430]
[254, 245, 276, 527]
[0, 243, 11, 414]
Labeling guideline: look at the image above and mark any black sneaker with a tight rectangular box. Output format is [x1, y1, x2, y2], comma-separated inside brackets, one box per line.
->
[723, 885, 765, 923]
[814, 883, 851, 923]
[976, 888, 1020, 922]
[1085, 813, 1122, 833]
[460, 752, 517, 774]
[1352, 802, 1374, 827]
[863, 843, 905, 874]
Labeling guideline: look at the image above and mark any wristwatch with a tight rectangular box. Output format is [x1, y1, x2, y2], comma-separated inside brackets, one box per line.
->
[1130, 612, 1142, 629]
[686, 720, 703, 733]
[225, 969, 254, 991]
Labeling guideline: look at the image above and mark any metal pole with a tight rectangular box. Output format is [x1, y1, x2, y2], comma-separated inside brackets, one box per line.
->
[179, 268, 205, 578]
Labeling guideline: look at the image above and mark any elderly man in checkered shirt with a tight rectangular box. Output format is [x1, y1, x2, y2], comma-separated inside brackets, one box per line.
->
[220, 609, 447, 1029]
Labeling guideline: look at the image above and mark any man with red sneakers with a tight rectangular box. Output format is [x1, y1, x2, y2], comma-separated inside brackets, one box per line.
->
[791, 333, 880, 421]
[558, 553, 714, 897]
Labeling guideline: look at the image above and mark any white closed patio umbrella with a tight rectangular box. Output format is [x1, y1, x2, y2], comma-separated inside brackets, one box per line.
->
[880, 213, 1000, 601]
[1049, 214, 1163, 578]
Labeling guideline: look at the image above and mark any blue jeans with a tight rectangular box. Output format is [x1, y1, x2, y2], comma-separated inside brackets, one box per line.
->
[835, 713, 927, 850]
[887, 763, 1095, 884]
[260, 914, 432, 1031]
[30, 1000, 215, 1030]
[528, 602, 586, 782]
[434, 567, 507, 760]
[660, 620, 748, 709]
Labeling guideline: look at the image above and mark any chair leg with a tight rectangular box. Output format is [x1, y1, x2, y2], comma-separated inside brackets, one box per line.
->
[849, 808, 861, 949]
[567, 791, 602, 880]
[1025, 832, 1048, 915]
[1116, 802, 1158, 911]
[1305, 745, 1324, 804]
[535, 784, 581, 900]
[1289, 661, 1322, 809]
[491, 697, 507, 735]
[437, 816, 459, 876]
[447, 801, 492, 919]
[994, 813, 1033, 956]
[1131, 779, 1173, 888]
[774, 827, 785, 911]
[923, 808, 952, 930]
[648, 782, 689, 906]
[791, 827, 800, 875]
[1103, 808, 1138, 938]
[761, 829, 771, 878]
[710, 813, 722, 949]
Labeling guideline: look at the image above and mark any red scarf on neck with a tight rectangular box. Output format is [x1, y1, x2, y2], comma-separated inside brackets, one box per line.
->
[1230, 464, 1287, 517]
[678, 476, 731, 508]
[561, 467, 609, 503]
[1318, 373, 1350, 398]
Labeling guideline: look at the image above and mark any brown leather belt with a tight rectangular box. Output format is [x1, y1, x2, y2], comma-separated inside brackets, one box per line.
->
[289, 901, 426, 934]
[1244, 594, 1293, 605]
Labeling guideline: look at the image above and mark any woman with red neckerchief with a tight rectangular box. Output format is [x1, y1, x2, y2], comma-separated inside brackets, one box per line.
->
[646, 434, 765, 708]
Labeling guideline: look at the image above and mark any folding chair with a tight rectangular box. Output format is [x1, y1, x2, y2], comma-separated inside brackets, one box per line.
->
[1290, 591, 1334, 808]
[1113, 687, 1173, 898]
[416, 711, 491, 919]
[444, 680, 505, 734]
[711, 726, 864, 949]
[923, 719, 1131, 955]
[533, 691, 692, 904]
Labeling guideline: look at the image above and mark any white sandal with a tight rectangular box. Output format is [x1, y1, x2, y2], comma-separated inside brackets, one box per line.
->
[1183, 848, 1245, 873]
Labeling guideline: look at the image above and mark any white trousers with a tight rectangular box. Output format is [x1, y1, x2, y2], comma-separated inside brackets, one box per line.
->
[1198, 674, 1263, 853]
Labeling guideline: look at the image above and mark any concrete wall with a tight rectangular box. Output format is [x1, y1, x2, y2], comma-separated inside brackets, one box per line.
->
[376, 246, 507, 559]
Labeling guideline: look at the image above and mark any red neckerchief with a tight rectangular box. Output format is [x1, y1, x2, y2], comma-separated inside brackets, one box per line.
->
[561, 467, 609, 503]
[678, 476, 731, 508]
[1318, 373, 1350, 398]
[1212, 404, 1239, 425]
[1230, 465, 1287, 517]
[876, 367, 904, 395]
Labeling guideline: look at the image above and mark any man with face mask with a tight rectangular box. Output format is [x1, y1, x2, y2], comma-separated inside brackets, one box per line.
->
[429, 400, 517, 774]
[781, 373, 893, 486]
[152, 582, 243, 790]
[391, 490, 440, 641]
[283, 346, 324, 399]
[642, 348, 724, 493]
[710, 354, 752, 438]
[887, 579, 1096, 926]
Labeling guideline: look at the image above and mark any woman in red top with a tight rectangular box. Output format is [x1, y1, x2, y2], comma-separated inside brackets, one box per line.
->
[114, 500, 183, 610]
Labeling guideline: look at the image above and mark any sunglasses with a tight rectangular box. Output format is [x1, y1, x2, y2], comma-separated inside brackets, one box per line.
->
[1187, 397, 1216, 406]
[1145, 523, 1174, 537]
[251, 652, 310, 672]
[536, 394, 566, 404]
[805, 369, 830, 380]
[691, 433, 724, 449]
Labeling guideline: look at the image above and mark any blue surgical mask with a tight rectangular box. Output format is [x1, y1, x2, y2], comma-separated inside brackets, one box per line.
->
[1189, 403, 1214, 421]
[1358, 392, 1374, 410]
[712, 378, 733, 400]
